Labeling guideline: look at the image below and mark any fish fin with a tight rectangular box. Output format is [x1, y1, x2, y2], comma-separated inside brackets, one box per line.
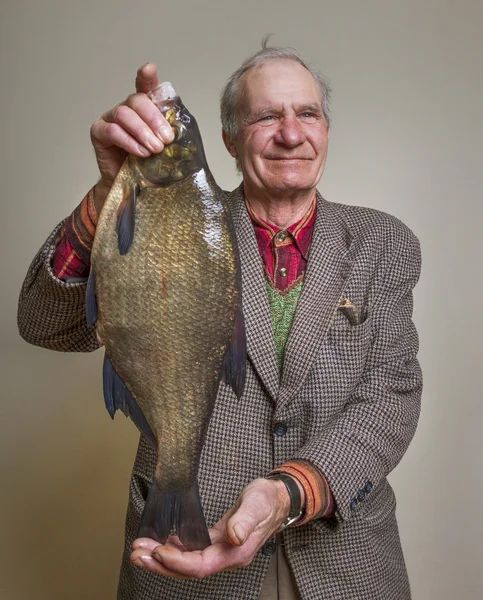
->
[116, 181, 138, 255]
[102, 354, 156, 446]
[220, 304, 247, 399]
[85, 269, 98, 327]
[138, 480, 211, 551]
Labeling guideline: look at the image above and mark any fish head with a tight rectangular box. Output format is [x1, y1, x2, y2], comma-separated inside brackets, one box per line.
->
[136, 84, 208, 186]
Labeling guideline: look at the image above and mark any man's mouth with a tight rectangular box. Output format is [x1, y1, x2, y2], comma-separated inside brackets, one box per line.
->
[265, 156, 312, 161]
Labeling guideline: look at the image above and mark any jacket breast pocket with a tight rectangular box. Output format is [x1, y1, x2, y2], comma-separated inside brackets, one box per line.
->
[314, 317, 373, 396]
[327, 315, 372, 356]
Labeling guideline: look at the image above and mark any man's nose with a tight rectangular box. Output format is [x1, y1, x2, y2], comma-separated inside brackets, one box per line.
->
[275, 116, 305, 147]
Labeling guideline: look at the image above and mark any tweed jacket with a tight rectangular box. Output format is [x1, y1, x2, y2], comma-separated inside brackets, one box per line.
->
[18, 184, 422, 600]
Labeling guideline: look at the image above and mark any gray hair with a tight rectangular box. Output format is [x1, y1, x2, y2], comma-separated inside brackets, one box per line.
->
[220, 39, 331, 142]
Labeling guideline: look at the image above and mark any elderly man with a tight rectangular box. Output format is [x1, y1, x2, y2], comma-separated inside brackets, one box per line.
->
[18, 46, 422, 599]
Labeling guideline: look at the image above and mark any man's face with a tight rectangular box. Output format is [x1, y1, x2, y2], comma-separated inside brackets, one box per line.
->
[224, 60, 329, 197]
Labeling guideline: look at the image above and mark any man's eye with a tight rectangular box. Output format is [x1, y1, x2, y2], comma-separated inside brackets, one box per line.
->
[260, 115, 274, 121]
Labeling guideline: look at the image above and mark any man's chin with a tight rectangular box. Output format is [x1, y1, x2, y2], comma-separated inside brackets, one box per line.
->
[265, 175, 314, 191]
[242, 167, 320, 195]
[265, 165, 317, 186]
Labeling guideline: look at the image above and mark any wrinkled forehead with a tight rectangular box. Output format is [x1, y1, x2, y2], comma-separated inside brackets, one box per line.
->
[238, 59, 323, 115]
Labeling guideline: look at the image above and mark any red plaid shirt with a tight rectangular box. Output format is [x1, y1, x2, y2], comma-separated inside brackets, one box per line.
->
[246, 198, 316, 291]
[52, 187, 97, 280]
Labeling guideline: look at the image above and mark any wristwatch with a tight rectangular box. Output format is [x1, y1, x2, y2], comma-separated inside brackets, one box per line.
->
[266, 473, 304, 530]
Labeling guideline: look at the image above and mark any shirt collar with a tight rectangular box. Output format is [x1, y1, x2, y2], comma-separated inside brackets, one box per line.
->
[246, 196, 317, 260]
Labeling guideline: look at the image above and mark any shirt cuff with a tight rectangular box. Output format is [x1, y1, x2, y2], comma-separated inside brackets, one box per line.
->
[51, 186, 98, 280]
[269, 459, 335, 525]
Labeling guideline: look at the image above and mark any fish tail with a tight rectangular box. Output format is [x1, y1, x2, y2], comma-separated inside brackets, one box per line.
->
[138, 480, 211, 551]
[117, 180, 138, 255]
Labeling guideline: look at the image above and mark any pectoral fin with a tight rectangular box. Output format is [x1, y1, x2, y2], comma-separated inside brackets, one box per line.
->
[220, 304, 246, 399]
[85, 269, 98, 327]
[117, 180, 138, 255]
[103, 354, 156, 446]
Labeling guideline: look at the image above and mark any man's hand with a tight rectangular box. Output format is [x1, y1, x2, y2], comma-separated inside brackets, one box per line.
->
[130, 477, 299, 579]
[90, 63, 175, 208]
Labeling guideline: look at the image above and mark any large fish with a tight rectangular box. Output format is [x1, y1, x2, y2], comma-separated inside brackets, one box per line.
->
[86, 82, 246, 551]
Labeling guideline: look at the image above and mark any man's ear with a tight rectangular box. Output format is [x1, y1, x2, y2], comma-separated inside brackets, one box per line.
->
[222, 130, 238, 159]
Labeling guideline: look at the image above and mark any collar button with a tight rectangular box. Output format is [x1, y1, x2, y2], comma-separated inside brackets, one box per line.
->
[275, 231, 288, 244]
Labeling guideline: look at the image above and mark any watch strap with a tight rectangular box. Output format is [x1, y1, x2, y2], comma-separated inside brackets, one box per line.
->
[266, 473, 303, 530]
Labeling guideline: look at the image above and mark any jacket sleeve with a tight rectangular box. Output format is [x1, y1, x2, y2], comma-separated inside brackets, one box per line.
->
[17, 222, 99, 353]
[295, 228, 422, 522]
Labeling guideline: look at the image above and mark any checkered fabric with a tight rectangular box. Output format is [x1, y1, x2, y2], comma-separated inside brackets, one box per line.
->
[17, 184, 422, 600]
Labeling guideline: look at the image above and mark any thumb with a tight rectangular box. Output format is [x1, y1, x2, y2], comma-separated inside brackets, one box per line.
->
[226, 496, 267, 547]
[135, 63, 160, 94]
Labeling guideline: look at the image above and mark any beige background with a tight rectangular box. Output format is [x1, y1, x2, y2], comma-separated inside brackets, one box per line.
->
[1, 0, 482, 598]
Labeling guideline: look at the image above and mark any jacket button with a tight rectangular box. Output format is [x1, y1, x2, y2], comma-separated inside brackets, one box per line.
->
[365, 481, 373, 493]
[262, 541, 277, 556]
[357, 490, 366, 502]
[274, 422, 288, 436]
[350, 499, 358, 511]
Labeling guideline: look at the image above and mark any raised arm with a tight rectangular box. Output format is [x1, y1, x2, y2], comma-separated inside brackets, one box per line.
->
[17, 64, 174, 351]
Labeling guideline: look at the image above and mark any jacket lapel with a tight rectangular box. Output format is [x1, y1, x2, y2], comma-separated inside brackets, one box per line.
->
[277, 193, 354, 408]
[225, 185, 280, 402]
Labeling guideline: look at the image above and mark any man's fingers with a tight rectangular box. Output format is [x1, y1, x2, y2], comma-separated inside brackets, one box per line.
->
[102, 104, 165, 153]
[132, 536, 185, 552]
[152, 543, 208, 578]
[135, 62, 160, 94]
[130, 549, 190, 579]
[102, 94, 174, 145]
[124, 94, 174, 144]
[91, 120, 151, 157]
[132, 537, 160, 552]
[131, 530, 260, 579]
[151, 541, 245, 578]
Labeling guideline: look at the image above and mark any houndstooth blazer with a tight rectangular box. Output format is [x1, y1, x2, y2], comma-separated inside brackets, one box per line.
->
[18, 184, 422, 600]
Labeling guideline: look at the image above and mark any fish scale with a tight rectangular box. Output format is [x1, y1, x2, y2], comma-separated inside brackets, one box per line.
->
[87, 84, 246, 550]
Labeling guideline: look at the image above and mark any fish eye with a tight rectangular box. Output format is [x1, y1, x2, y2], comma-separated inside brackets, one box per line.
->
[180, 114, 191, 124]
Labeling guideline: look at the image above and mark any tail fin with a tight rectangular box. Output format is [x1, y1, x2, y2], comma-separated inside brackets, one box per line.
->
[138, 480, 211, 551]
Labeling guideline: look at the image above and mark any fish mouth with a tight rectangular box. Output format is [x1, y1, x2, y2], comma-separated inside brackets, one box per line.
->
[148, 81, 177, 104]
